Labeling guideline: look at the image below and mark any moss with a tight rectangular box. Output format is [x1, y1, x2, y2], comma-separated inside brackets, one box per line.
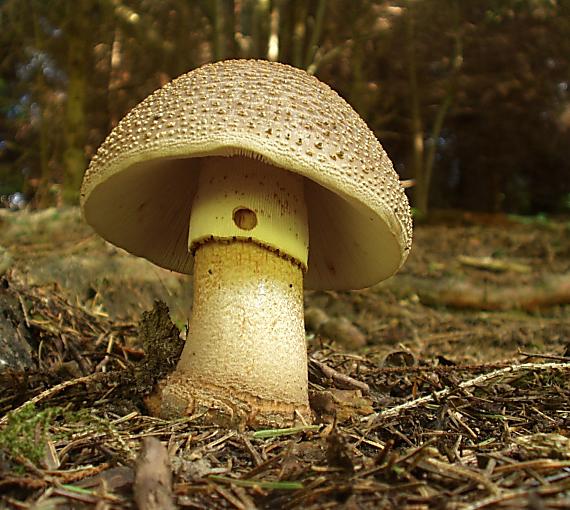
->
[0, 404, 62, 467]
[0, 404, 106, 470]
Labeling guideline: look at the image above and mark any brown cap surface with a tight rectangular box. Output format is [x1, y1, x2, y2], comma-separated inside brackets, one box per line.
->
[81, 59, 412, 290]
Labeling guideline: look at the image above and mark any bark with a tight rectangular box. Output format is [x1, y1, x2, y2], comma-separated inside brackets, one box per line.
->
[237, 0, 270, 59]
[29, 1, 52, 208]
[406, 6, 425, 212]
[62, 1, 90, 204]
[291, 0, 307, 68]
[252, 0, 270, 58]
[348, 37, 366, 116]
[134, 437, 175, 510]
[406, 0, 462, 217]
[108, 25, 123, 128]
[212, 0, 226, 60]
[225, 0, 238, 57]
[0, 281, 34, 374]
[277, 0, 293, 62]
[267, 3, 280, 61]
[304, 0, 327, 70]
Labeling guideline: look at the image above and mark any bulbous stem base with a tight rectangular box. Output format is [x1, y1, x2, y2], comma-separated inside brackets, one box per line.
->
[161, 241, 311, 427]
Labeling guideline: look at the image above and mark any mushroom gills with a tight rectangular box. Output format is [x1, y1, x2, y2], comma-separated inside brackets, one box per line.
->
[161, 156, 311, 426]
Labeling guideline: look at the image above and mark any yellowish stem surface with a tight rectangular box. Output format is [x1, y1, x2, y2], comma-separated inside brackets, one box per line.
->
[161, 241, 309, 426]
[162, 157, 311, 427]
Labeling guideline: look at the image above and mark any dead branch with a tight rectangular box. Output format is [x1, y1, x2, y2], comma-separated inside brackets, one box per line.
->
[365, 362, 570, 423]
[134, 437, 175, 510]
[309, 358, 370, 394]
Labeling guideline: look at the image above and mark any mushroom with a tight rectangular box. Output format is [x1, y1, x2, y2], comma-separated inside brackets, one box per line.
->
[81, 59, 412, 427]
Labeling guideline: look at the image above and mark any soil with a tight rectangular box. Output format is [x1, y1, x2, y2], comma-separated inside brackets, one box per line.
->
[0, 208, 568, 509]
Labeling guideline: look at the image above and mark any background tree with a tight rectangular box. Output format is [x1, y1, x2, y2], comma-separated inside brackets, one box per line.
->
[0, 0, 568, 214]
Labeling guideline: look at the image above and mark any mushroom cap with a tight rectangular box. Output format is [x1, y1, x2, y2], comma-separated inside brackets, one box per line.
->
[81, 59, 412, 290]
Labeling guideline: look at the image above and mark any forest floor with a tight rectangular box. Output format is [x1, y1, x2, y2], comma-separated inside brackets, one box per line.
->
[0, 207, 568, 509]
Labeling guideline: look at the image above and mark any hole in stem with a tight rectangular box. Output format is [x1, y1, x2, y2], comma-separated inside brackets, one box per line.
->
[233, 207, 257, 230]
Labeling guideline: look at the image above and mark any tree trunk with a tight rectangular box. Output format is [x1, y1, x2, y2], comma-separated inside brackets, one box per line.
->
[212, 0, 227, 61]
[29, 0, 53, 208]
[406, 6, 427, 215]
[277, 0, 294, 63]
[225, 0, 237, 57]
[303, 0, 326, 70]
[62, 2, 90, 204]
[406, 0, 462, 217]
[291, 0, 307, 68]
[108, 25, 123, 129]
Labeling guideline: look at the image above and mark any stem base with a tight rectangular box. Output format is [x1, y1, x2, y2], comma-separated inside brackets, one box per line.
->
[161, 241, 311, 427]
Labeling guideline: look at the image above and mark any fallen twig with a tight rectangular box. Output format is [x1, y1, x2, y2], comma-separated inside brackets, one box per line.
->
[0, 372, 109, 428]
[134, 437, 175, 510]
[458, 255, 531, 274]
[518, 350, 570, 362]
[364, 362, 570, 424]
[309, 358, 370, 394]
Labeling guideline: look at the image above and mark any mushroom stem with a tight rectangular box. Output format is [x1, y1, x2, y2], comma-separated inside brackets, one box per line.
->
[162, 241, 309, 425]
[161, 157, 311, 426]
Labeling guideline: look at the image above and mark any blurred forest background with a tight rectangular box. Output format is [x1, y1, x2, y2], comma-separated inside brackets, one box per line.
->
[0, 0, 569, 216]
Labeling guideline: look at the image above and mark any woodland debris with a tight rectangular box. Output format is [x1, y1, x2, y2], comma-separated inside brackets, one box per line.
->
[309, 357, 370, 393]
[412, 273, 570, 311]
[305, 306, 367, 348]
[458, 255, 531, 273]
[0, 246, 12, 275]
[0, 372, 109, 428]
[135, 300, 184, 394]
[318, 316, 367, 349]
[0, 238, 568, 509]
[134, 437, 175, 510]
[0, 275, 34, 372]
[365, 361, 570, 423]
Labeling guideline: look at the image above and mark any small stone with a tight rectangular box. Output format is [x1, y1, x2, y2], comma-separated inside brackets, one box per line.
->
[319, 317, 367, 349]
[383, 350, 416, 367]
[304, 306, 329, 332]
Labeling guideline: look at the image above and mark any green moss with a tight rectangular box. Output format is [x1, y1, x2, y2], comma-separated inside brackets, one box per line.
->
[0, 404, 102, 469]
[0, 404, 63, 466]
